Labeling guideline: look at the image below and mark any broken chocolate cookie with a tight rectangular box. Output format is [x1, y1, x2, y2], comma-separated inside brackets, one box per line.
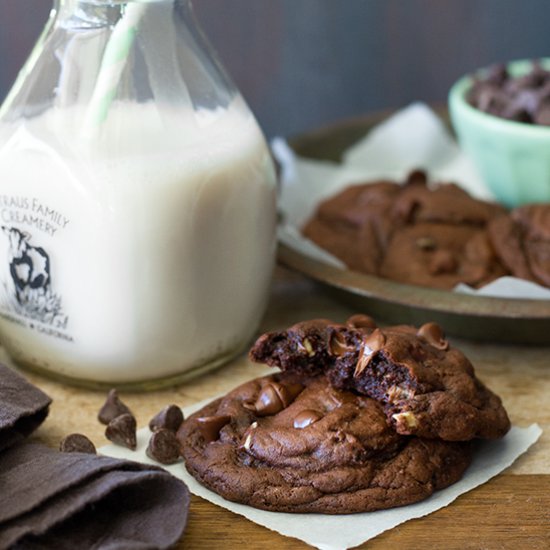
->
[249, 317, 510, 441]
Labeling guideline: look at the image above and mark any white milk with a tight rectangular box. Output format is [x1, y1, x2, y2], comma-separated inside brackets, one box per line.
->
[0, 99, 277, 383]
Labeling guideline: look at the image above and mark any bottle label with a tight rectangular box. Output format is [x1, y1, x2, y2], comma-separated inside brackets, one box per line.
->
[0, 195, 72, 342]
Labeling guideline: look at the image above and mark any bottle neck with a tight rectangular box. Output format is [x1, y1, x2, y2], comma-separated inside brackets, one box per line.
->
[53, 0, 192, 23]
[55, 0, 185, 6]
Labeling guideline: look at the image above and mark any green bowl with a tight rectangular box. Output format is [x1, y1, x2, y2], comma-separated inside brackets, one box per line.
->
[449, 59, 550, 207]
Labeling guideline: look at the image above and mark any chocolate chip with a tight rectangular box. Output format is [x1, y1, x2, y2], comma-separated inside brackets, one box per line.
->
[187, 415, 231, 443]
[105, 413, 137, 450]
[405, 169, 428, 186]
[149, 405, 184, 433]
[417, 322, 449, 351]
[254, 385, 282, 416]
[293, 410, 322, 429]
[146, 429, 182, 464]
[254, 381, 304, 417]
[328, 330, 353, 356]
[485, 63, 508, 86]
[354, 329, 386, 377]
[59, 433, 96, 454]
[98, 389, 133, 425]
[535, 102, 550, 125]
[346, 314, 377, 330]
[469, 61, 550, 126]
[416, 236, 437, 251]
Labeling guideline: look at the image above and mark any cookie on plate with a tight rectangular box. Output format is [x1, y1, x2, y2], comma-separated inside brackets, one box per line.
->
[249, 316, 510, 441]
[379, 223, 506, 289]
[302, 181, 399, 273]
[489, 204, 550, 287]
[178, 373, 472, 514]
[301, 170, 509, 289]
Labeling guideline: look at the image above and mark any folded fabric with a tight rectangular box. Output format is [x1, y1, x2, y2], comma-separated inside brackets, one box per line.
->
[0, 364, 51, 452]
[0, 442, 190, 549]
[0, 364, 190, 549]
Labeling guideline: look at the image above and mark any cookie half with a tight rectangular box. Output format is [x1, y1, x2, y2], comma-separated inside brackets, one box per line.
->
[249, 317, 510, 441]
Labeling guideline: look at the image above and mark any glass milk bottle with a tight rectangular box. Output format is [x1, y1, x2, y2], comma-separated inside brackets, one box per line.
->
[0, 0, 277, 388]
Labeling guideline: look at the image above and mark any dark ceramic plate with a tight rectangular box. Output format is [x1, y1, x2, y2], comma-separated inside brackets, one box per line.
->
[277, 111, 550, 345]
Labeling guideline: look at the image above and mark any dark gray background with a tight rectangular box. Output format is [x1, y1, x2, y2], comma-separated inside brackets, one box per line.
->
[0, 0, 549, 137]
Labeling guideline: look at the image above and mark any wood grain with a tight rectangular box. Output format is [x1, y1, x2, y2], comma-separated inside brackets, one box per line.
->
[181, 475, 550, 549]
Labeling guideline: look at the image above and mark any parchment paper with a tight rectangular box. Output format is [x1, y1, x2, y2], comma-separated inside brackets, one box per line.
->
[101, 396, 542, 550]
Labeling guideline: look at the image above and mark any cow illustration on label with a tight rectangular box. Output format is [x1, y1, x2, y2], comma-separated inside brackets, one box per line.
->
[1, 226, 67, 329]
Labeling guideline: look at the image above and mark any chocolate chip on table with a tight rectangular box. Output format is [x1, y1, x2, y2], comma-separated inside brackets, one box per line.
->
[98, 389, 133, 425]
[59, 433, 97, 454]
[105, 413, 137, 450]
[149, 405, 184, 433]
[146, 429, 182, 465]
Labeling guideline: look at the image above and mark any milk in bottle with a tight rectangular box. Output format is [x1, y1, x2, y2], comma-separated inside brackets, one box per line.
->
[0, 0, 277, 386]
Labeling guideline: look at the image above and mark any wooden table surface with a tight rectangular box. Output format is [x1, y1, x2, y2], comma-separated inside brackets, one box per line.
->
[20, 267, 550, 549]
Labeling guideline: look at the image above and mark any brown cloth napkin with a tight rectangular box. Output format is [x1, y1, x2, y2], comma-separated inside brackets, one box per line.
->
[0, 365, 190, 550]
[0, 364, 51, 452]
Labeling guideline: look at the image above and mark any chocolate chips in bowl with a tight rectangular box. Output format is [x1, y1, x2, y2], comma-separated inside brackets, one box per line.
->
[449, 58, 550, 205]
[467, 61, 550, 125]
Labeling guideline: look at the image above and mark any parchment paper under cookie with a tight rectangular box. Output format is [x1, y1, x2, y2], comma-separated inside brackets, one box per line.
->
[101, 396, 541, 550]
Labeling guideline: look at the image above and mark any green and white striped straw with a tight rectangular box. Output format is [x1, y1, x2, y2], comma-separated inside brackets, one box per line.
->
[81, 2, 148, 139]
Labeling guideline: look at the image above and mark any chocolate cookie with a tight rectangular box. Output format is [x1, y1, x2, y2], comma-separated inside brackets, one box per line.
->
[390, 181, 505, 227]
[380, 223, 507, 289]
[307, 180, 400, 229]
[302, 171, 510, 290]
[249, 317, 510, 441]
[302, 217, 377, 273]
[489, 204, 550, 287]
[179, 374, 472, 514]
[302, 181, 399, 274]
